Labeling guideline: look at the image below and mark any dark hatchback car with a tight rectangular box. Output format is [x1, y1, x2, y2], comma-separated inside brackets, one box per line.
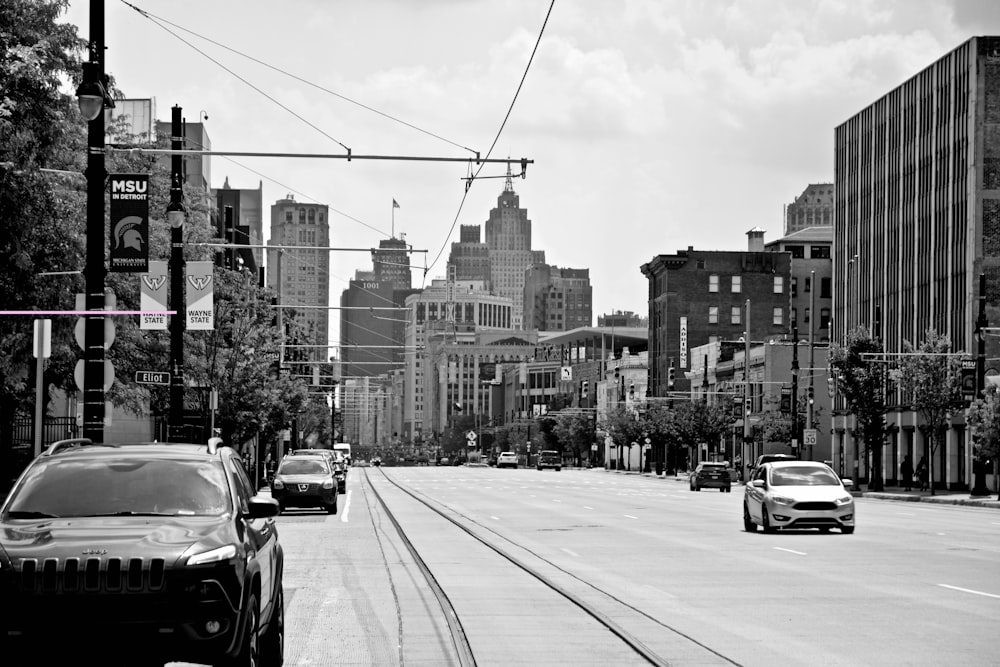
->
[0, 438, 284, 666]
[271, 456, 339, 513]
[689, 462, 732, 492]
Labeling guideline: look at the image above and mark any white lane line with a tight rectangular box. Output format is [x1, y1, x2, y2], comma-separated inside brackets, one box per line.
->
[561, 548, 580, 557]
[553, 499, 562, 503]
[773, 547, 807, 556]
[340, 490, 352, 522]
[624, 514, 638, 519]
[939, 584, 1000, 599]
[583, 506, 594, 510]
[490, 516, 500, 521]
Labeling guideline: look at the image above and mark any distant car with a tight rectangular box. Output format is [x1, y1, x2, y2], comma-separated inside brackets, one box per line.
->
[743, 461, 855, 534]
[537, 450, 562, 471]
[749, 453, 797, 475]
[436, 456, 450, 466]
[497, 452, 518, 469]
[372, 457, 381, 467]
[291, 448, 339, 468]
[271, 455, 338, 514]
[689, 462, 731, 492]
[0, 437, 284, 665]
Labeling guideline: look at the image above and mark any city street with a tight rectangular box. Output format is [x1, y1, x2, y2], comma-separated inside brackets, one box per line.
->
[264, 465, 1000, 666]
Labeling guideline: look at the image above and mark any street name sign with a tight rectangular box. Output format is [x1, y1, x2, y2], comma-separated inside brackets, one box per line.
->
[135, 370, 170, 385]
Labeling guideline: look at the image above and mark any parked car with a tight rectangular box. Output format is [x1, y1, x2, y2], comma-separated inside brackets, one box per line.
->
[271, 455, 339, 514]
[537, 450, 562, 471]
[749, 453, 797, 476]
[436, 456, 450, 466]
[0, 437, 284, 665]
[743, 461, 856, 534]
[689, 462, 731, 492]
[496, 452, 518, 469]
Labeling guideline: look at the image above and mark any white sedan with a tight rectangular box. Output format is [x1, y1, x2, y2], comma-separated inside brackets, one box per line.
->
[496, 452, 518, 469]
[743, 461, 855, 534]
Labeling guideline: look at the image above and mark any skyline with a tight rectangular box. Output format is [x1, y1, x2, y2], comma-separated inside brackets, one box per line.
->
[60, 0, 1000, 345]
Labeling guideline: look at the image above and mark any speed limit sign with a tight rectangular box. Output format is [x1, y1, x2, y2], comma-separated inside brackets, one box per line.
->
[803, 429, 817, 446]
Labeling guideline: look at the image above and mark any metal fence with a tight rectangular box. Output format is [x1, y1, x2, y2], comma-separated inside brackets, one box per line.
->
[12, 416, 79, 448]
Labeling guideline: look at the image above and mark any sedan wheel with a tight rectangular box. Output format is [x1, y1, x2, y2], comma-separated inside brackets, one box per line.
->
[743, 504, 757, 532]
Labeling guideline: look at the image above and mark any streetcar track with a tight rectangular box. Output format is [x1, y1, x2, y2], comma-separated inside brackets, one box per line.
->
[361, 470, 477, 667]
[370, 467, 744, 667]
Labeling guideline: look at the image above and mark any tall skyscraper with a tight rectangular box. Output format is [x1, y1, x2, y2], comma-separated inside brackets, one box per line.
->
[371, 235, 412, 290]
[784, 183, 834, 234]
[267, 195, 330, 364]
[212, 177, 263, 275]
[484, 167, 544, 329]
[447, 225, 491, 285]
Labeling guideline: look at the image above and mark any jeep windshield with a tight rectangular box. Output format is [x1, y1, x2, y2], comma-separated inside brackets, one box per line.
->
[3, 458, 231, 518]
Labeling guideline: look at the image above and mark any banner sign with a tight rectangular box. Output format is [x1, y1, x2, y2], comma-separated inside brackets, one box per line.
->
[139, 260, 168, 330]
[679, 316, 688, 368]
[108, 174, 149, 272]
[186, 261, 214, 330]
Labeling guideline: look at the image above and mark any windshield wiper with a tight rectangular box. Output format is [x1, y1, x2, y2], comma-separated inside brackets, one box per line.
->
[5, 511, 59, 519]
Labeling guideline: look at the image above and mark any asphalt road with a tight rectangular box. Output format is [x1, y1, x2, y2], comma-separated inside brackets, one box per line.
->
[267, 466, 1000, 666]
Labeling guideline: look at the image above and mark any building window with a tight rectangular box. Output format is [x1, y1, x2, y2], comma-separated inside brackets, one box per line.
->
[773, 276, 784, 294]
[810, 245, 831, 259]
[731, 276, 741, 293]
[787, 245, 805, 258]
[791, 277, 797, 298]
[804, 276, 812, 293]
[773, 307, 783, 325]
[731, 307, 741, 324]
[791, 307, 797, 324]
[709, 275, 719, 293]
[820, 277, 832, 298]
[820, 308, 831, 329]
[709, 306, 718, 324]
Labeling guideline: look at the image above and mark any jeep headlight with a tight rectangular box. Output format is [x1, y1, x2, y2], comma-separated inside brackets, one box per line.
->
[185, 544, 238, 566]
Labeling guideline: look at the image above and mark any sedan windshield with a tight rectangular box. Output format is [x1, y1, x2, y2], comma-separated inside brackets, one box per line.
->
[770, 466, 841, 486]
[279, 459, 329, 475]
[4, 458, 230, 518]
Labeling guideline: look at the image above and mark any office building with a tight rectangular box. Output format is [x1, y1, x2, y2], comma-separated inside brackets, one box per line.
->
[765, 226, 833, 343]
[447, 225, 491, 285]
[784, 183, 834, 235]
[523, 264, 592, 331]
[212, 177, 264, 275]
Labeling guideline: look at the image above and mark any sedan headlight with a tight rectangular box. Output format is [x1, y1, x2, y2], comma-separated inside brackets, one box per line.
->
[271, 479, 284, 489]
[834, 495, 854, 506]
[770, 495, 795, 506]
[185, 544, 238, 566]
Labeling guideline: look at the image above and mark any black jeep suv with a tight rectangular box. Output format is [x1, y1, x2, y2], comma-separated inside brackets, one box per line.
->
[0, 438, 284, 666]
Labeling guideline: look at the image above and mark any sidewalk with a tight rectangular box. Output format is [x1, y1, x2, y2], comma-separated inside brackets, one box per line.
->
[599, 466, 1000, 509]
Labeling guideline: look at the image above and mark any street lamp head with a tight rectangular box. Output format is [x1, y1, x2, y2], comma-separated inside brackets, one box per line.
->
[166, 201, 185, 229]
[76, 62, 110, 122]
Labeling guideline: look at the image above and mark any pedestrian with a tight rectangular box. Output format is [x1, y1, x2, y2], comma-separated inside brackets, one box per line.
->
[915, 455, 929, 491]
[900, 454, 913, 491]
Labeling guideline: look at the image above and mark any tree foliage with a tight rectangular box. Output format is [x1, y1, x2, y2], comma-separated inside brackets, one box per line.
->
[890, 328, 964, 495]
[829, 326, 888, 490]
[551, 412, 593, 466]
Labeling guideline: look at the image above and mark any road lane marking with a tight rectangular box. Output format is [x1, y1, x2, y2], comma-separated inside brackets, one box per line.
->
[561, 548, 580, 557]
[939, 584, 1000, 599]
[773, 547, 807, 556]
[583, 506, 594, 510]
[553, 499, 562, 503]
[624, 514, 638, 519]
[340, 490, 352, 522]
[490, 516, 500, 521]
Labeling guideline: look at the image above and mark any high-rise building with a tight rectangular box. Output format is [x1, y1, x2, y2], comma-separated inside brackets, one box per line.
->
[484, 167, 544, 329]
[784, 183, 834, 235]
[765, 226, 833, 343]
[266, 195, 330, 364]
[371, 235, 413, 290]
[212, 177, 264, 275]
[523, 264, 592, 331]
[447, 225, 491, 285]
[598, 310, 647, 328]
[833, 35, 1000, 490]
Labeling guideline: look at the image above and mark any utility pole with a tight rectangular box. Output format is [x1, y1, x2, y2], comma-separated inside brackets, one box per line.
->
[167, 105, 187, 441]
[743, 299, 751, 469]
[791, 321, 800, 459]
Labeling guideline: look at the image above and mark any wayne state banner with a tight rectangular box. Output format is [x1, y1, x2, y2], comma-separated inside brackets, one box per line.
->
[139, 261, 168, 330]
[186, 261, 214, 330]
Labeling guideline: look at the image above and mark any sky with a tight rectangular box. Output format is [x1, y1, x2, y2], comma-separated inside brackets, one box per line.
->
[59, 0, 1000, 343]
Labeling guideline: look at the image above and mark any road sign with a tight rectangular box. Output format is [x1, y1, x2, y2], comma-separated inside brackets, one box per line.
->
[74, 359, 115, 392]
[803, 428, 818, 446]
[135, 370, 170, 385]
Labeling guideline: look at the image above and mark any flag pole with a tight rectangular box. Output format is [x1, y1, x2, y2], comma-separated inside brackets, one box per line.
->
[391, 199, 395, 238]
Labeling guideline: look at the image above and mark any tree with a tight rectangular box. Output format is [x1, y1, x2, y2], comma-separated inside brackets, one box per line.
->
[0, 1, 86, 486]
[965, 384, 1000, 500]
[552, 412, 593, 466]
[890, 328, 964, 496]
[643, 402, 678, 473]
[601, 405, 643, 470]
[670, 400, 735, 468]
[829, 327, 888, 491]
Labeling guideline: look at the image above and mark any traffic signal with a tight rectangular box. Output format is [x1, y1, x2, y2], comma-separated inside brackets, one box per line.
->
[581, 380, 589, 399]
[807, 386, 815, 404]
[745, 397, 752, 415]
[827, 377, 835, 398]
[614, 366, 620, 380]
[667, 365, 676, 389]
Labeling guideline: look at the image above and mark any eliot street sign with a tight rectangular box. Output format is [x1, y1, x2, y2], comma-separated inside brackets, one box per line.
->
[135, 370, 170, 385]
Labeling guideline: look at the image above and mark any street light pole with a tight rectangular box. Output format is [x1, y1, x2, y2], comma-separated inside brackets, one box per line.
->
[80, 0, 111, 442]
[972, 272, 990, 496]
[791, 321, 800, 459]
[167, 105, 187, 441]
